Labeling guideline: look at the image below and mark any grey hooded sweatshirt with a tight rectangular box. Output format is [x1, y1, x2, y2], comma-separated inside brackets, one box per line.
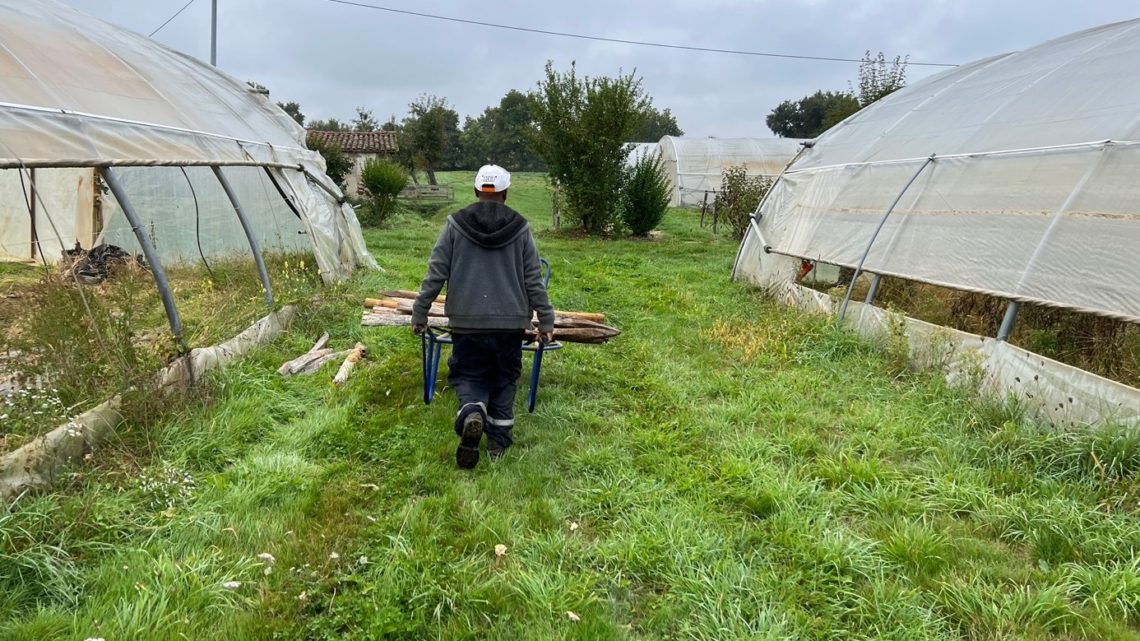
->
[412, 200, 555, 334]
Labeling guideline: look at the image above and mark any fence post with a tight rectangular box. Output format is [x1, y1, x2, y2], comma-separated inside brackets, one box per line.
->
[700, 191, 708, 227]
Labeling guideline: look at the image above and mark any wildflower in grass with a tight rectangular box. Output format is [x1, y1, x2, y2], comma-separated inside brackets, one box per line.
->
[328, 551, 340, 561]
[494, 544, 508, 558]
[566, 611, 580, 622]
[222, 581, 241, 590]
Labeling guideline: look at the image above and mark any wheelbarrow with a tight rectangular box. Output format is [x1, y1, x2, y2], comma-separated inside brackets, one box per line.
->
[419, 258, 562, 412]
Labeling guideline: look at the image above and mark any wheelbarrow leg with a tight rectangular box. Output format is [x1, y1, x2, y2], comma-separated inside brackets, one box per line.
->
[528, 342, 545, 413]
[421, 331, 432, 405]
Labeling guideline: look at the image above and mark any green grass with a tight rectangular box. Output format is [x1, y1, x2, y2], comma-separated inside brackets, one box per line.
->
[3, 172, 1140, 640]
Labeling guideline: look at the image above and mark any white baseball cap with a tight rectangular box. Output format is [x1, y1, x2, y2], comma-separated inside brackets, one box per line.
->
[474, 164, 511, 193]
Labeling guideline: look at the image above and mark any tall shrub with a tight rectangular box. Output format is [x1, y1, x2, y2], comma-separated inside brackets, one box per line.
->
[621, 151, 670, 236]
[714, 166, 773, 239]
[359, 158, 407, 226]
[531, 62, 650, 235]
[305, 133, 352, 188]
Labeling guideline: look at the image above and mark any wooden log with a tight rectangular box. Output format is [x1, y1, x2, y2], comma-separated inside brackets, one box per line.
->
[295, 350, 348, 375]
[370, 292, 605, 324]
[333, 342, 367, 385]
[310, 333, 331, 353]
[278, 348, 333, 376]
[525, 326, 621, 344]
[382, 289, 437, 302]
[361, 313, 449, 328]
[276, 333, 333, 375]
[364, 297, 398, 309]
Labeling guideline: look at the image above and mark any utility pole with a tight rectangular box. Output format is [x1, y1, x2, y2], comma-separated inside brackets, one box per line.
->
[210, 0, 217, 66]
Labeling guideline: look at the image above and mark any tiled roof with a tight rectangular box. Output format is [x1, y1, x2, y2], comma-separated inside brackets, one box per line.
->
[306, 130, 398, 153]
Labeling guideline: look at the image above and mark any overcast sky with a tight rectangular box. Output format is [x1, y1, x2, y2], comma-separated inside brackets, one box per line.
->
[63, 0, 1140, 138]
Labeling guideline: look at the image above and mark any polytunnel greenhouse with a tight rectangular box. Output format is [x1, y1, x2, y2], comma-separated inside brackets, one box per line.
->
[0, 0, 375, 348]
[658, 136, 805, 207]
[734, 19, 1140, 425]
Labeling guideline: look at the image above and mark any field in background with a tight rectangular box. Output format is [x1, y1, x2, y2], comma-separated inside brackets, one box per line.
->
[2, 174, 1140, 640]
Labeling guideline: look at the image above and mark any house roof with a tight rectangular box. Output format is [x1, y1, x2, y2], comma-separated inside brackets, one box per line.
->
[306, 130, 398, 154]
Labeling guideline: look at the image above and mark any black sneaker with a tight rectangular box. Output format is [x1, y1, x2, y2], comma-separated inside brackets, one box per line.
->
[456, 412, 484, 469]
[487, 442, 508, 461]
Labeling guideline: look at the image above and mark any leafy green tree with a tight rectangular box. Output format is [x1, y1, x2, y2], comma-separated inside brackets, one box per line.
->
[856, 51, 909, 106]
[352, 107, 380, 132]
[277, 101, 305, 126]
[305, 132, 352, 187]
[403, 95, 459, 185]
[766, 91, 860, 138]
[714, 166, 773, 239]
[632, 106, 683, 142]
[530, 62, 650, 235]
[308, 118, 348, 132]
[460, 90, 545, 171]
[621, 151, 670, 236]
[359, 158, 408, 226]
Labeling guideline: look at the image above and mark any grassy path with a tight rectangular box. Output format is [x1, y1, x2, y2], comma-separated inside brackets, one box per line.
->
[4, 173, 1140, 640]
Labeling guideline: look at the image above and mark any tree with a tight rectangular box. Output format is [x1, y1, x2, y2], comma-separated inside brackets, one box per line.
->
[402, 94, 459, 185]
[352, 107, 380, 132]
[632, 106, 683, 142]
[766, 91, 860, 138]
[856, 51, 909, 107]
[359, 159, 408, 226]
[621, 151, 670, 236]
[305, 133, 352, 187]
[459, 90, 545, 171]
[277, 101, 305, 126]
[308, 117, 348, 131]
[531, 61, 650, 235]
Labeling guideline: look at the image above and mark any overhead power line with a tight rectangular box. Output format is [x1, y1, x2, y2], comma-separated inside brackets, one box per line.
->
[323, 0, 959, 68]
[149, 0, 198, 37]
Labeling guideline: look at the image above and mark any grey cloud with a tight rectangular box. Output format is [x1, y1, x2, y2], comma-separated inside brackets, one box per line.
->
[62, 0, 1140, 137]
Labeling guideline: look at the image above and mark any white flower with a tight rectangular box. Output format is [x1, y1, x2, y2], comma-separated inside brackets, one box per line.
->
[328, 552, 340, 561]
[222, 581, 241, 590]
[83, 638, 106, 641]
[566, 611, 581, 622]
[494, 544, 508, 558]
[357, 555, 369, 565]
[257, 552, 276, 565]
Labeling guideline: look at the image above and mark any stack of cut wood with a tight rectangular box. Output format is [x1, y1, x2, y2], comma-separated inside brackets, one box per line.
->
[361, 290, 620, 344]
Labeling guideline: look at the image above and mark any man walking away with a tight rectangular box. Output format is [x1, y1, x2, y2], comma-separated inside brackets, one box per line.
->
[412, 165, 555, 469]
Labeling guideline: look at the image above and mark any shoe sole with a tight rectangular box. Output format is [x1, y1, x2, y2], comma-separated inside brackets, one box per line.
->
[456, 413, 484, 469]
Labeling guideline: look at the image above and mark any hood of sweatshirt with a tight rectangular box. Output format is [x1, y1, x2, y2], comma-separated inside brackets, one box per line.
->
[448, 200, 529, 249]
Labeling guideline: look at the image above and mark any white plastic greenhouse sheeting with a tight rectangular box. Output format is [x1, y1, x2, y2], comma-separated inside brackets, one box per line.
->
[658, 136, 805, 207]
[0, 168, 92, 261]
[735, 19, 1140, 324]
[0, 0, 375, 281]
[625, 143, 660, 167]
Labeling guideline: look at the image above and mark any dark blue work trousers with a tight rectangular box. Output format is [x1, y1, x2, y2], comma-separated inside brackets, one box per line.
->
[448, 332, 523, 448]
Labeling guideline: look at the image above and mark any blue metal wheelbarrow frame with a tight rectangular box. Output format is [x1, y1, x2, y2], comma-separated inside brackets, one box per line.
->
[419, 259, 562, 413]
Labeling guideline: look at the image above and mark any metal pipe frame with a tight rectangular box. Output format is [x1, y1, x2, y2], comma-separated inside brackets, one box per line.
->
[212, 166, 275, 310]
[98, 167, 186, 352]
[864, 274, 882, 304]
[837, 154, 936, 322]
[997, 301, 1021, 342]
